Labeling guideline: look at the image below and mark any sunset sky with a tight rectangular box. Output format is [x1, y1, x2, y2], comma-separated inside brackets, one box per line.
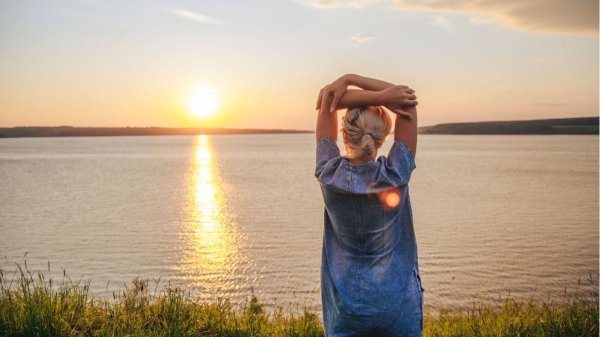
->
[0, 0, 598, 129]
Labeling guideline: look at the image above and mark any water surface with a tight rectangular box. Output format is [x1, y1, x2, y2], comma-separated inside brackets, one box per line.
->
[0, 134, 597, 312]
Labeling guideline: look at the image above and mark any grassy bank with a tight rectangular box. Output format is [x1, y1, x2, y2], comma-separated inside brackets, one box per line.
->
[0, 264, 597, 337]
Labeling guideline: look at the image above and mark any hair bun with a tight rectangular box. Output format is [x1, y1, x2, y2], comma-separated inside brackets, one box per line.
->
[361, 133, 375, 157]
[342, 107, 392, 160]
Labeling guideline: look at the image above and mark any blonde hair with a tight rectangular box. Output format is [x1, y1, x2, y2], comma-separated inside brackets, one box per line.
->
[341, 106, 392, 160]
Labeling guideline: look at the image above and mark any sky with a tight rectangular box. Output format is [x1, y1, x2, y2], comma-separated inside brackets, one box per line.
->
[0, 0, 598, 129]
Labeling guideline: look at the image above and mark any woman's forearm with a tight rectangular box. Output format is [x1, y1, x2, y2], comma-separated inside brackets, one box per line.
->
[394, 105, 418, 156]
[344, 74, 395, 91]
[335, 89, 384, 110]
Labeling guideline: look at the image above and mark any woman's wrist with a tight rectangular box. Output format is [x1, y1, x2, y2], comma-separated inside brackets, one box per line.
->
[342, 73, 359, 86]
[377, 87, 390, 106]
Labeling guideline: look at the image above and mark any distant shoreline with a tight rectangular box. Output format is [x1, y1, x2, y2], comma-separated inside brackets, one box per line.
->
[419, 116, 598, 135]
[0, 117, 598, 138]
[0, 126, 312, 138]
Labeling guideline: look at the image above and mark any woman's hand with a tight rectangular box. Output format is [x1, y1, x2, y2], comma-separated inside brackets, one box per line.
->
[316, 75, 351, 114]
[316, 75, 418, 119]
[380, 85, 418, 119]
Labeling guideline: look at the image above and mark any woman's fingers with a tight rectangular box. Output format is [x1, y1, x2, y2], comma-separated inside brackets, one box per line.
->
[402, 86, 414, 93]
[320, 86, 331, 114]
[316, 88, 324, 110]
[396, 110, 415, 120]
[330, 93, 341, 112]
[318, 77, 350, 113]
[383, 85, 418, 116]
[402, 88, 417, 106]
[387, 103, 417, 119]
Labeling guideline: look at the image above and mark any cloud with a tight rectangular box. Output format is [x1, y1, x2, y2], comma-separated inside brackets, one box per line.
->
[393, 0, 598, 35]
[428, 14, 455, 34]
[170, 8, 225, 25]
[294, 0, 598, 35]
[351, 34, 376, 43]
[294, 0, 384, 9]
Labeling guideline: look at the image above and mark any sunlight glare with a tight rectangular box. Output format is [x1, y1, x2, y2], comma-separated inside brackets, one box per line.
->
[177, 135, 245, 301]
[187, 86, 219, 118]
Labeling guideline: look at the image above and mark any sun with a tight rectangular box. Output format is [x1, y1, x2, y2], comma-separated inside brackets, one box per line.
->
[187, 86, 219, 118]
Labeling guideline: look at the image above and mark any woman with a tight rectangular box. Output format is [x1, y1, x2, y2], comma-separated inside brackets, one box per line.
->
[314, 73, 423, 337]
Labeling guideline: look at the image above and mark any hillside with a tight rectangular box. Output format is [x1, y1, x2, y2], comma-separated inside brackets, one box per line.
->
[419, 117, 598, 135]
[0, 126, 312, 138]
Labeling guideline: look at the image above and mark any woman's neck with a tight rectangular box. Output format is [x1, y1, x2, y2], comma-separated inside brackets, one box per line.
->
[347, 156, 375, 164]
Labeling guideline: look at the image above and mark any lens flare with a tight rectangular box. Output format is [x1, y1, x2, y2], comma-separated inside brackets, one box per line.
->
[377, 188, 402, 209]
[384, 191, 401, 208]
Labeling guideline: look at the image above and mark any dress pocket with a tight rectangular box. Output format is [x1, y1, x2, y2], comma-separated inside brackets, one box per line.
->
[413, 266, 425, 294]
[415, 269, 425, 293]
[412, 266, 425, 322]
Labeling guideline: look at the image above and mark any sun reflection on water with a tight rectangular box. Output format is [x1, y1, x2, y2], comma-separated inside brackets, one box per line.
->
[179, 135, 241, 298]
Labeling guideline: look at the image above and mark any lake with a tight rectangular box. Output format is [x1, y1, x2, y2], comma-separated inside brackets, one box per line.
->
[0, 134, 597, 312]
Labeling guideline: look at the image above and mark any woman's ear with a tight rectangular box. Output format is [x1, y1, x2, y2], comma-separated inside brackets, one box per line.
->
[341, 129, 347, 143]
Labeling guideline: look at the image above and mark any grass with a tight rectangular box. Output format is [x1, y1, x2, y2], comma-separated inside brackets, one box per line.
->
[0, 263, 597, 337]
[424, 274, 598, 337]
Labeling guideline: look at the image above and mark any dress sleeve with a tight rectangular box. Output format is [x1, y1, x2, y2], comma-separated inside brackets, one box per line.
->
[384, 140, 416, 186]
[315, 136, 341, 179]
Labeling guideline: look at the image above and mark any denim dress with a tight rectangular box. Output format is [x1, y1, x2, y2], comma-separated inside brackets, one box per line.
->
[314, 136, 424, 337]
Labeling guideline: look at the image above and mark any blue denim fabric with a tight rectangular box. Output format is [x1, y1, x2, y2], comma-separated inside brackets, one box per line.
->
[315, 136, 424, 337]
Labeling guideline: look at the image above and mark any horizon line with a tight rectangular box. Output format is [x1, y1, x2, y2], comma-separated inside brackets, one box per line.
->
[1, 115, 597, 130]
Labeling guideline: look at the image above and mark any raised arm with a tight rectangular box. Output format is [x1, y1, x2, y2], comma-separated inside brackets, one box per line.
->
[344, 73, 395, 91]
[315, 91, 338, 141]
[317, 74, 415, 112]
[338, 88, 418, 156]
[315, 89, 388, 141]
[317, 74, 394, 113]
[316, 75, 418, 152]
[393, 105, 417, 157]
[334, 89, 385, 110]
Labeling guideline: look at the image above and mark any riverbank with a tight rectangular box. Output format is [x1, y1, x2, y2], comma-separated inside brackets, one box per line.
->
[0, 267, 597, 337]
[419, 117, 599, 135]
[0, 126, 312, 138]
